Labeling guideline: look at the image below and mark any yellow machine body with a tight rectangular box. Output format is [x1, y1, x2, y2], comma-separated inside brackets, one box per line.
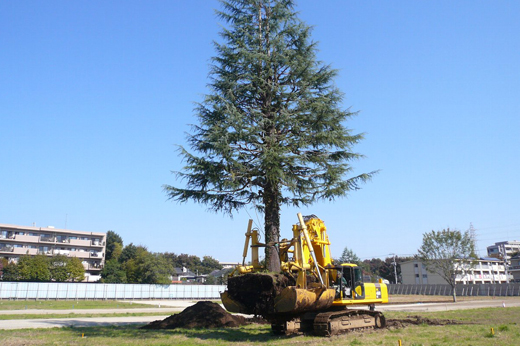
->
[222, 213, 388, 335]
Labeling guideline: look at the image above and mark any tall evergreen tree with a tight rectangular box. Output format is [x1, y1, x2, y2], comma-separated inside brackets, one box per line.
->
[106, 230, 123, 261]
[165, 0, 374, 271]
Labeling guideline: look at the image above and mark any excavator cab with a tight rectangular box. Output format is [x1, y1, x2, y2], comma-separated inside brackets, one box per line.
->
[329, 264, 387, 308]
[330, 265, 365, 300]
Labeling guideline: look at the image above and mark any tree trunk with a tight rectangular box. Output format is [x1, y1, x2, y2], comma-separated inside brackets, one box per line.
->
[452, 287, 457, 302]
[263, 180, 281, 273]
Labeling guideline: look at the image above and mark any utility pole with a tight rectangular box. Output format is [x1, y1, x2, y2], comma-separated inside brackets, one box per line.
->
[390, 253, 398, 284]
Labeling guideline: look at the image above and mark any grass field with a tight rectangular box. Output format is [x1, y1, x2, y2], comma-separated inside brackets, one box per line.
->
[1, 306, 519, 346]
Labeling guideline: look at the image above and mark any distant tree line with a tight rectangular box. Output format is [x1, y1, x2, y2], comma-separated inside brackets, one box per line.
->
[337, 246, 413, 284]
[101, 231, 222, 284]
[0, 255, 85, 282]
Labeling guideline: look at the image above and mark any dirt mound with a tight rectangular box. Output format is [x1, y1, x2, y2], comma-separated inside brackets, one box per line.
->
[386, 315, 463, 330]
[226, 273, 295, 316]
[141, 301, 248, 329]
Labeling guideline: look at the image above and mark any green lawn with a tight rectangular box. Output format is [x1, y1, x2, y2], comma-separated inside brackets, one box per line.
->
[0, 307, 518, 346]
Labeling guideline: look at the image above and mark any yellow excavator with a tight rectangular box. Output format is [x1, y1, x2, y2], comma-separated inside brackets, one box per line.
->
[221, 213, 388, 336]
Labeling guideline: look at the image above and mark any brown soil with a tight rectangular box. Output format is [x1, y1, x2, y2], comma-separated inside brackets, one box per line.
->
[385, 315, 463, 330]
[141, 301, 252, 330]
[141, 301, 461, 333]
[226, 273, 296, 316]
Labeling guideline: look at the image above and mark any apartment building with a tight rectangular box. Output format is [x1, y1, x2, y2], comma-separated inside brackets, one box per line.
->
[401, 258, 512, 285]
[0, 223, 106, 282]
[510, 254, 520, 282]
[487, 241, 520, 262]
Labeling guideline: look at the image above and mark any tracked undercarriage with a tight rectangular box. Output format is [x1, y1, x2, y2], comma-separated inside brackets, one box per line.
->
[270, 308, 386, 336]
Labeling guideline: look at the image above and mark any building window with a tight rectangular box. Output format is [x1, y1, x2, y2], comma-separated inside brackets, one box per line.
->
[414, 264, 418, 268]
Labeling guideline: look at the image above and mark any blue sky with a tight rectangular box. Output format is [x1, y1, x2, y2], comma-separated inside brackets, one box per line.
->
[1, 1, 519, 262]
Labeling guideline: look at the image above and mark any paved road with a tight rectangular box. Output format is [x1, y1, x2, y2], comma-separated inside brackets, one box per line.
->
[377, 299, 520, 312]
[1, 298, 519, 330]
[0, 315, 171, 330]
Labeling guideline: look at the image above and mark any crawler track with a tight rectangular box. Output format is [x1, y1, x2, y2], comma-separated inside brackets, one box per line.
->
[270, 309, 386, 336]
[313, 309, 386, 336]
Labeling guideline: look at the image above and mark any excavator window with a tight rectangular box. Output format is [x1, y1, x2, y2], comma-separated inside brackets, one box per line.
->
[353, 267, 363, 284]
[353, 267, 365, 299]
[331, 267, 353, 299]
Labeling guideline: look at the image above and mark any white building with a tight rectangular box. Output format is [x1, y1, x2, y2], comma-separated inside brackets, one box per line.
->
[401, 258, 512, 285]
[0, 223, 106, 282]
[487, 241, 520, 262]
[510, 254, 520, 283]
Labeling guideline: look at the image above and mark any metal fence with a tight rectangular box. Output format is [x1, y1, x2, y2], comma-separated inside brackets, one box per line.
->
[0, 282, 226, 300]
[388, 283, 520, 297]
[4, 281, 519, 300]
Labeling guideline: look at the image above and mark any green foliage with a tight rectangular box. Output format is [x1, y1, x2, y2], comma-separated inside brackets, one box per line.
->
[106, 230, 123, 261]
[123, 246, 149, 283]
[499, 325, 509, 331]
[201, 255, 223, 274]
[66, 257, 85, 282]
[1, 254, 85, 283]
[18, 255, 51, 282]
[163, 253, 222, 276]
[1, 260, 20, 281]
[115, 245, 173, 284]
[101, 259, 127, 283]
[204, 275, 217, 285]
[119, 243, 138, 264]
[49, 255, 69, 282]
[418, 228, 477, 301]
[338, 247, 362, 265]
[138, 253, 173, 285]
[164, 0, 373, 271]
[362, 255, 413, 284]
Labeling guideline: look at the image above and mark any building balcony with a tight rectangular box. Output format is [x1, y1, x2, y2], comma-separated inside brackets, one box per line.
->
[69, 251, 91, 259]
[90, 241, 104, 247]
[509, 265, 520, 271]
[13, 234, 40, 243]
[39, 236, 56, 243]
[12, 247, 38, 255]
[68, 238, 91, 247]
[88, 264, 103, 271]
[0, 246, 14, 252]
